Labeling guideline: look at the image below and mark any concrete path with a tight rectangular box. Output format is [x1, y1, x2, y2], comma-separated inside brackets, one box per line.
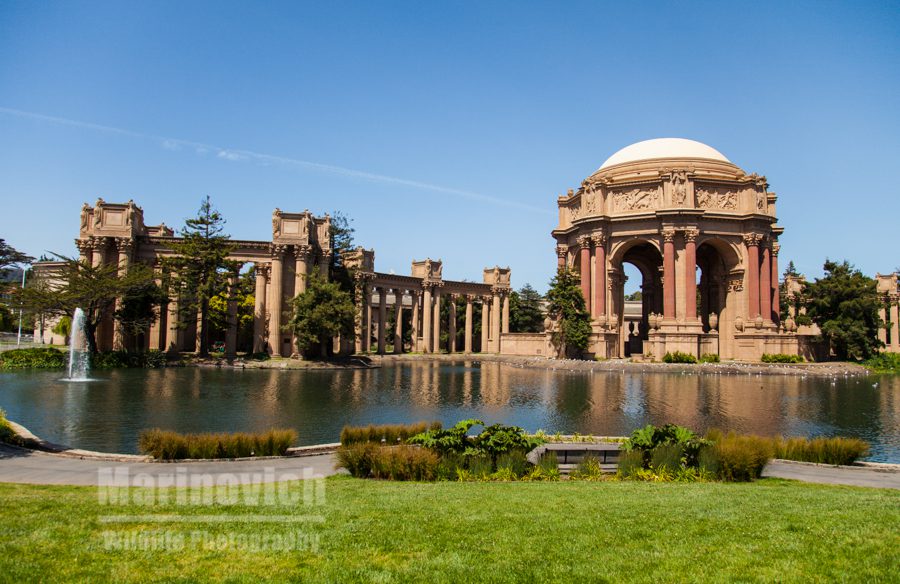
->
[0, 444, 340, 486]
[762, 459, 900, 489]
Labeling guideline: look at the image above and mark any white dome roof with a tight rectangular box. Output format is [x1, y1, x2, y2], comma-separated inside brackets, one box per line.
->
[599, 138, 730, 170]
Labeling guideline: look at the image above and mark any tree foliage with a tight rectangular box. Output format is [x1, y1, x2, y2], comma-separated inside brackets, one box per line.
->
[0, 238, 33, 273]
[14, 255, 159, 354]
[164, 196, 236, 356]
[546, 268, 592, 357]
[329, 211, 356, 293]
[509, 284, 545, 333]
[802, 259, 883, 361]
[114, 264, 169, 349]
[286, 272, 356, 358]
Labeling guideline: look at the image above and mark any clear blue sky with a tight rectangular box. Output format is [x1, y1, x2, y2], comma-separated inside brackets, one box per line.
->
[1, 1, 898, 293]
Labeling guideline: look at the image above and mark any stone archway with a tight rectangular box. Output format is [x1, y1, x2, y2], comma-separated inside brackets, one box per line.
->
[609, 240, 664, 357]
[696, 237, 742, 358]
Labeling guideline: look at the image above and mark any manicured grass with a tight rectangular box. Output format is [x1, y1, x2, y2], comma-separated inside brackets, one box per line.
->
[0, 478, 897, 582]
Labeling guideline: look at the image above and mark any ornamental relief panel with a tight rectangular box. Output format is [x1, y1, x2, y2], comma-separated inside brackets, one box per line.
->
[611, 185, 661, 212]
[695, 185, 738, 210]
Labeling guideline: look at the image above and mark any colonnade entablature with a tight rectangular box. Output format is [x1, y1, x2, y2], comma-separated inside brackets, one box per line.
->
[548, 138, 802, 361]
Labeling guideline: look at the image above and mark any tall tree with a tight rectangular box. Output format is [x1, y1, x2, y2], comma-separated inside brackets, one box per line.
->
[779, 260, 810, 325]
[114, 263, 169, 351]
[15, 256, 159, 354]
[164, 196, 236, 357]
[328, 210, 356, 293]
[0, 238, 33, 274]
[802, 259, 882, 361]
[509, 284, 545, 333]
[546, 268, 592, 358]
[286, 272, 356, 358]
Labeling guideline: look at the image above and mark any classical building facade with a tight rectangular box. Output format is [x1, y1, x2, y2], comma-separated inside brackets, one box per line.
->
[41, 199, 512, 356]
[876, 273, 900, 353]
[550, 138, 811, 360]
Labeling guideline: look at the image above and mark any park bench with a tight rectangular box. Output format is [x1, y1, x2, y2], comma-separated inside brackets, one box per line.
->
[527, 442, 623, 475]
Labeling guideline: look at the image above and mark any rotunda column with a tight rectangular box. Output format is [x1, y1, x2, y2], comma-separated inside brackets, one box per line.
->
[113, 238, 132, 350]
[422, 285, 433, 354]
[744, 234, 761, 320]
[377, 287, 387, 355]
[491, 289, 501, 353]
[393, 291, 403, 354]
[501, 291, 510, 335]
[578, 235, 591, 312]
[592, 233, 607, 318]
[771, 241, 781, 325]
[480, 295, 490, 353]
[878, 301, 888, 345]
[410, 289, 420, 352]
[760, 240, 772, 324]
[432, 288, 442, 353]
[267, 244, 286, 356]
[662, 228, 676, 321]
[556, 245, 567, 270]
[684, 228, 698, 322]
[448, 295, 457, 353]
[891, 298, 899, 352]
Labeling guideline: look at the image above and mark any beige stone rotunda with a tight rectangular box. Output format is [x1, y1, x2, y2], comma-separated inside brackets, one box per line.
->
[550, 138, 814, 361]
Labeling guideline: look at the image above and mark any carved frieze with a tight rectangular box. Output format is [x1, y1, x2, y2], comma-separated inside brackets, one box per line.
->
[695, 185, 737, 210]
[611, 185, 661, 212]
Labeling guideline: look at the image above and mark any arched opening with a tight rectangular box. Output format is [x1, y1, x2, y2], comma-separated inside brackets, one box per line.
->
[611, 241, 663, 357]
[696, 238, 741, 358]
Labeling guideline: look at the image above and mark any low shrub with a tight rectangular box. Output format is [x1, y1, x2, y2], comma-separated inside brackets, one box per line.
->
[91, 350, 168, 369]
[699, 353, 720, 363]
[340, 421, 441, 446]
[0, 408, 20, 445]
[570, 455, 604, 481]
[495, 449, 530, 478]
[711, 433, 774, 482]
[761, 353, 804, 364]
[336, 444, 440, 480]
[650, 444, 684, 472]
[617, 450, 645, 478]
[774, 436, 870, 466]
[663, 351, 697, 364]
[139, 428, 297, 460]
[335, 442, 378, 477]
[525, 452, 560, 481]
[864, 352, 900, 373]
[0, 348, 67, 370]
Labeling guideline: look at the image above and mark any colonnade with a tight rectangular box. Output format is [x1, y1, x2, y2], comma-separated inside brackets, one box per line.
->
[357, 282, 510, 355]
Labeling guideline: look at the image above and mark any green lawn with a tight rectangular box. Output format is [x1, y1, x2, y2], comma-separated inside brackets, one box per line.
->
[0, 478, 897, 582]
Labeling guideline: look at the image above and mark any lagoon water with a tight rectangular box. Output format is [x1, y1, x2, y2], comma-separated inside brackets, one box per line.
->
[1, 361, 898, 462]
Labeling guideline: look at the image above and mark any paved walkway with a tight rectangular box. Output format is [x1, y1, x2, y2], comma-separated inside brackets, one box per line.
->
[0, 444, 340, 486]
[761, 459, 900, 489]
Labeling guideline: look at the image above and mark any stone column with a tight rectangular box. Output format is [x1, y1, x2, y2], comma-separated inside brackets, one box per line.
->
[149, 264, 165, 351]
[267, 244, 286, 356]
[662, 228, 676, 321]
[75, 239, 93, 265]
[556, 245, 567, 270]
[744, 234, 760, 320]
[365, 299, 372, 352]
[225, 270, 239, 358]
[166, 289, 180, 353]
[393, 291, 403, 354]
[684, 228, 698, 322]
[354, 277, 369, 354]
[377, 287, 387, 355]
[422, 285, 432, 354]
[878, 302, 887, 344]
[578, 235, 591, 312]
[501, 291, 510, 335]
[480, 296, 490, 353]
[891, 299, 899, 352]
[319, 251, 331, 280]
[432, 289, 442, 353]
[771, 242, 781, 325]
[448, 296, 457, 353]
[491, 290, 501, 353]
[252, 263, 269, 354]
[113, 238, 132, 350]
[295, 245, 310, 296]
[760, 241, 772, 324]
[592, 234, 606, 318]
[465, 295, 473, 353]
[91, 237, 105, 268]
[410, 290, 420, 352]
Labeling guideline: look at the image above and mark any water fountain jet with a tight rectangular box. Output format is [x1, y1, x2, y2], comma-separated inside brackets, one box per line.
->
[66, 308, 90, 381]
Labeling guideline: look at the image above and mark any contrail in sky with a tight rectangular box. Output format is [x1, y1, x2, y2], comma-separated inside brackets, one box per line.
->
[0, 106, 552, 215]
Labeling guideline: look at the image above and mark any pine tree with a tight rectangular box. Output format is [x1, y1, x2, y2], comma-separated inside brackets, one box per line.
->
[509, 284, 545, 333]
[287, 273, 356, 358]
[802, 259, 883, 360]
[164, 196, 236, 357]
[546, 268, 592, 358]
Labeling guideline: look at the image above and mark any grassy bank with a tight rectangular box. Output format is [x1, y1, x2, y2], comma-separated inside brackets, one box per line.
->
[0, 478, 896, 582]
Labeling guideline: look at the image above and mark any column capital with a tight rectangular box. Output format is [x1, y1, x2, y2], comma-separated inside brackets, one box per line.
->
[295, 244, 312, 259]
[591, 232, 607, 247]
[556, 244, 568, 259]
[683, 227, 699, 243]
[481, 294, 493, 304]
[90, 236, 107, 250]
[254, 262, 270, 278]
[577, 234, 592, 249]
[661, 227, 676, 243]
[116, 238, 133, 253]
[75, 238, 93, 253]
[743, 233, 762, 247]
[771, 242, 780, 256]
[270, 243, 288, 258]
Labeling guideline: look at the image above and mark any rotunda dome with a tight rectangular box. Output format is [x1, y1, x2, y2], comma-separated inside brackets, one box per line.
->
[598, 138, 730, 170]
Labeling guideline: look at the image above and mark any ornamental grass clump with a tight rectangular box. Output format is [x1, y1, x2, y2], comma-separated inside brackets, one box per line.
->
[774, 436, 870, 466]
[335, 443, 439, 480]
[138, 428, 297, 460]
[339, 421, 441, 446]
[709, 432, 774, 482]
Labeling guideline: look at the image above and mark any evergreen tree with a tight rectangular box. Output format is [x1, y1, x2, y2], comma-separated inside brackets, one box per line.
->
[14, 255, 159, 354]
[0, 238, 33, 273]
[329, 211, 356, 293]
[509, 284, 545, 333]
[802, 259, 882, 361]
[114, 263, 169, 351]
[546, 268, 592, 358]
[164, 196, 236, 356]
[287, 272, 356, 358]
